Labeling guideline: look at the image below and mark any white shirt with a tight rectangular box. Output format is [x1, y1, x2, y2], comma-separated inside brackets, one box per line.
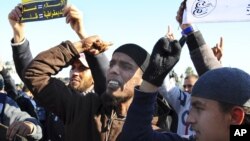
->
[158, 78, 195, 136]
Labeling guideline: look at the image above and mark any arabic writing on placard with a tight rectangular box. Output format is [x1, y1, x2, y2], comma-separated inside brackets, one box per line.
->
[183, 0, 250, 23]
[247, 3, 250, 15]
[191, 0, 216, 18]
[21, 0, 67, 22]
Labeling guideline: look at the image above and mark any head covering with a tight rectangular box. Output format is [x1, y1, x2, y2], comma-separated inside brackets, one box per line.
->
[0, 74, 4, 90]
[78, 53, 89, 68]
[192, 67, 250, 108]
[113, 43, 150, 72]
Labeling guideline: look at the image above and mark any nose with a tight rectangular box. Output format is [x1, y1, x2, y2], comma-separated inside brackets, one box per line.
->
[184, 87, 189, 92]
[183, 85, 193, 93]
[70, 68, 80, 77]
[108, 64, 120, 75]
[186, 110, 195, 124]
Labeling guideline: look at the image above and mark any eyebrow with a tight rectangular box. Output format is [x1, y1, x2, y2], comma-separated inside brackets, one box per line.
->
[111, 59, 136, 67]
[191, 100, 206, 107]
[120, 60, 135, 66]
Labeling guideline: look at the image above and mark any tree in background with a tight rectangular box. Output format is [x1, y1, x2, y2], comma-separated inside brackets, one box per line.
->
[185, 66, 194, 76]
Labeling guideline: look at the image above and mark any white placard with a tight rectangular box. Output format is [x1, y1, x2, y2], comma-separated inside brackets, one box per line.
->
[183, 0, 250, 23]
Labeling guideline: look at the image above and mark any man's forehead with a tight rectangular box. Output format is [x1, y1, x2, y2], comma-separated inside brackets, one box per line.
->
[190, 97, 207, 109]
[185, 78, 197, 84]
[191, 96, 218, 107]
[112, 52, 137, 65]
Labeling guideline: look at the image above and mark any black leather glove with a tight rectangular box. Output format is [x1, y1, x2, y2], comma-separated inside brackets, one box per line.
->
[142, 37, 182, 86]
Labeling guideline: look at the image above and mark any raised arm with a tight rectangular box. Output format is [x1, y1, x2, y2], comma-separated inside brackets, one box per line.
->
[212, 37, 224, 63]
[64, 5, 109, 94]
[9, 5, 33, 81]
[176, 1, 222, 76]
[120, 37, 189, 141]
[22, 36, 111, 119]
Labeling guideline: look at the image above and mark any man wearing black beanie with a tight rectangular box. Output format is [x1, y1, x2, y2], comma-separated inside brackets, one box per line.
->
[22, 31, 184, 141]
[113, 43, 150, 72]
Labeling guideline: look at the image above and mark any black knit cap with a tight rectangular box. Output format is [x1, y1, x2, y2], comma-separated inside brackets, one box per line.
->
[113, 43, 150, 72]
[192, 67, 250, 108]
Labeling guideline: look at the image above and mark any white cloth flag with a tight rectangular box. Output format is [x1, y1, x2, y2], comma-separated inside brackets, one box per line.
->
[183, 0, 250, 23]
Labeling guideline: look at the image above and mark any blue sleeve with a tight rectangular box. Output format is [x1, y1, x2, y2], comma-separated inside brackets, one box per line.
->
[120, 87, 190, 141]
[3, 96, 43, 140]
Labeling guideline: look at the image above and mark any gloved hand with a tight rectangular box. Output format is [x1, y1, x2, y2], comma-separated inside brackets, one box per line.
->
[142, 37, 182, 86]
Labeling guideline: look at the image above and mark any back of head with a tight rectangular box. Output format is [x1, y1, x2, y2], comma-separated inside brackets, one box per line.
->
[113, 43, 150, 72]
[192, 67, 250, 108]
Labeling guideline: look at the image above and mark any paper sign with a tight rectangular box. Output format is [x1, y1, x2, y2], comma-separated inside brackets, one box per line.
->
[21, 0, 67, 23]
[183, 0, 250, 23]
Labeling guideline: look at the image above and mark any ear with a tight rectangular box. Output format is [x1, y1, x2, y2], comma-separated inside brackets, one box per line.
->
[230, 106, 245, 125]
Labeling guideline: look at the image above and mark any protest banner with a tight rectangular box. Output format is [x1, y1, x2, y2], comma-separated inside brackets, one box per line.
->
[21, 0, 67, 22]
[182, 0, 250, 23]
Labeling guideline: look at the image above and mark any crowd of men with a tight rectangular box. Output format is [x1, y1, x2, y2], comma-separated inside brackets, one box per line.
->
[0, 1, 249, 141]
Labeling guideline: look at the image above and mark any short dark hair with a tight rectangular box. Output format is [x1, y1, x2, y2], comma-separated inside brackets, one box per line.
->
[218, 101, 250, 125]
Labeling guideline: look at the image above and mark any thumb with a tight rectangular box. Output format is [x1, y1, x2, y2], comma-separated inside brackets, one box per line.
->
[170, 40, 182, 56]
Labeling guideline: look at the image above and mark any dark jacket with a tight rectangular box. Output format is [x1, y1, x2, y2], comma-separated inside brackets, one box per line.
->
[120, 30, 222, 141]
[22, 40, 166, 141]
[12, 39, 64, 141]
[12, 39, 110, 141]
[120, 88, 191, 141]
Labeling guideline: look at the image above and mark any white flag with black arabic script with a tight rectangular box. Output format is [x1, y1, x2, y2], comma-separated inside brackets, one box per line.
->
[182, 0, 250, 23]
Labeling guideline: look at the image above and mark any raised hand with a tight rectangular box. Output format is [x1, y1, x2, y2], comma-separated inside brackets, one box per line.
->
[176, 0, 186, 25]
[166, 25, 186, 47]
[176, 0, 191, 30]
[165, 25, 175, 41]
[142, 37, 182, 86]
[80, 35, 113, 55]
[212, 37, 224, 62]
[64, 5, 86, 39]
[8, 4, 25, 43]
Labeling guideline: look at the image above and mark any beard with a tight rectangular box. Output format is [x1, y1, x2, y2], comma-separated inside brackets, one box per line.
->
[69, 83, 86, 93]
[101, 92, 132, 107]
[68, 84, 92, 93]
[69, 78, 93, 93]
